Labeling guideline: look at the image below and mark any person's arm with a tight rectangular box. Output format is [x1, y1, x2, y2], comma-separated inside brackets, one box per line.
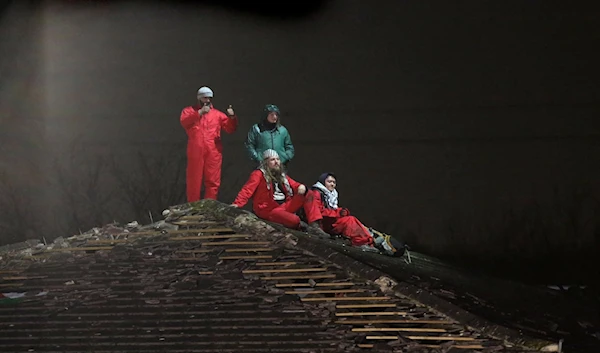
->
[180, 107, 200, 131]
[244, 126, 261, 162]
[282, 128, 295, 162]
[286, 175, 305, 194]
[220, 108, 238, 134]
[232, 170, 261, 207]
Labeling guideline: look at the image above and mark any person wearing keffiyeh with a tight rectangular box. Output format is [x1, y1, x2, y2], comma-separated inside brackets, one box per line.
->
[305, 172, 377, 250]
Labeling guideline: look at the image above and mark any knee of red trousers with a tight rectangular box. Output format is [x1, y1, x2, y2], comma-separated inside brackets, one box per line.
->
[284, 193, 305, 212]
[304, 206, 322, 224]
[267, 209, 301, 229]
[204, 171, 221, 187]
[303, 192, 322, 224]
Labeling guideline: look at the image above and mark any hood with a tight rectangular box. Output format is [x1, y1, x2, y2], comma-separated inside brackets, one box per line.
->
[259, 104, 282, 129]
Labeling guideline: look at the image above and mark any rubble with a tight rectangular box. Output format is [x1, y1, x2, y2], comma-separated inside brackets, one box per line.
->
[0, 199, 596, 352]
[0, 213, 181, 265]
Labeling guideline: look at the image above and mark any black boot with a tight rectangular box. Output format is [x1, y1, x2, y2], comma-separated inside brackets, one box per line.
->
[308, 222, 331, 239]
[298, 221, 309, 231]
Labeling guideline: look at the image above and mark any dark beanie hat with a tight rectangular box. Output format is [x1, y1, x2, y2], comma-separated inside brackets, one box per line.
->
[264, 104, 280, 116]
[318, 172, 337, 185]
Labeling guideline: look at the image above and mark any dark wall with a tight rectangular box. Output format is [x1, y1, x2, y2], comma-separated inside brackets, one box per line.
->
[2, 1, 600, 269]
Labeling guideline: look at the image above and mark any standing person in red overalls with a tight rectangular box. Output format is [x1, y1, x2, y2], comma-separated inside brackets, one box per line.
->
[180, 86, 238, 202]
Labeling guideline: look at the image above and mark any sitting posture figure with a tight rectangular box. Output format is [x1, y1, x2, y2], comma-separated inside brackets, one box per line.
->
[305, 173, 378, 251]
[232, 149, 324, 234]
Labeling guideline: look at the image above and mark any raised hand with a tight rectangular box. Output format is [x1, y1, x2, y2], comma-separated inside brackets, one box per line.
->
[227, 105, 235, 116]
[199, 104, 210, 115]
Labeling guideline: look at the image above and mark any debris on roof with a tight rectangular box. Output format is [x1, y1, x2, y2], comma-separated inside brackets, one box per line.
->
[0, 199, 591, 352]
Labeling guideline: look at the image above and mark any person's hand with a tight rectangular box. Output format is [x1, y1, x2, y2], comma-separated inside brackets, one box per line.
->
[297, 184, 306, 195]
[227, 105, 235, 116]
[199, 105, 210, 115]
[230, 204, 238, 208]
[339, 208, 350, 217]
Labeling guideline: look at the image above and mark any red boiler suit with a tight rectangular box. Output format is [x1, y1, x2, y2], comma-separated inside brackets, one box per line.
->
[180, 104, 238, 202]
[233, 170, 318, 229]
[305, 189, 374, 246]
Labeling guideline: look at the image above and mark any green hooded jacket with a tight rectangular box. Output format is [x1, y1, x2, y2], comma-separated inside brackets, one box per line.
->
[245, 104, 295, 164]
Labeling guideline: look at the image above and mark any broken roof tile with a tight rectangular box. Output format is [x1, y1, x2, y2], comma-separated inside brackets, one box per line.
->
[0, 199, 588, 352]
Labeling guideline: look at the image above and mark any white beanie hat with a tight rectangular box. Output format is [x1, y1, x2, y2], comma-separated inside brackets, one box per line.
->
[197, 86, 214, 98]
[262, 149, 279, 160]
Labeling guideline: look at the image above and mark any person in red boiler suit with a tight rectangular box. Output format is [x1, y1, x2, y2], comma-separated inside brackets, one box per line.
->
[180, 86, 238, 202]
[305, 172, 378, 251]
[231, 149, 326, 236]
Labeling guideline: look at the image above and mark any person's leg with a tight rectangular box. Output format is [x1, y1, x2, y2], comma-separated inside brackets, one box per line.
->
[203, 149, 222, 200]
[303, 190, 324, 224]
[266, 194, 331, 237]
[282, 193, 305, 213]
[331, 216, 374, 246]
[186, 145, 204, 202]
[266, 207, 302, 229]
[264, 194, 308, 229]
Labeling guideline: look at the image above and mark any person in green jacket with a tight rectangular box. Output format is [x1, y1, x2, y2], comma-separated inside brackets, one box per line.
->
[245, 104, 295, 166]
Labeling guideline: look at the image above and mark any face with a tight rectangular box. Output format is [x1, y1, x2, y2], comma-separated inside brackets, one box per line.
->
[266, 112, 279, 124]
[266, 156, 281, 170]
[197, 95, 212, 106]
[324, 176, 336, 191]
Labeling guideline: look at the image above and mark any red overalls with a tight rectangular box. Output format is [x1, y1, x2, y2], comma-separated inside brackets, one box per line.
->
[233, 170, 319, 229]
[180, 104, 238, 202]
[305, 189, 374, 246]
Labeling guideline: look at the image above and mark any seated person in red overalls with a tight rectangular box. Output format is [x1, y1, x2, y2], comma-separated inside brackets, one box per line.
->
[231, 149, 327, 237]
[304, 172, 379, 252]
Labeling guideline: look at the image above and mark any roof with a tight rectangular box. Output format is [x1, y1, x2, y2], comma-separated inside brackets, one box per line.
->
[0, 199, 591, 352]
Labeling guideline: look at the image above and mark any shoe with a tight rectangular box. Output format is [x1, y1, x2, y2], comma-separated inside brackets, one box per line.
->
[308, 225, 331, 239]
[359, 244, 380, 253]
[298, 221, 309, 231]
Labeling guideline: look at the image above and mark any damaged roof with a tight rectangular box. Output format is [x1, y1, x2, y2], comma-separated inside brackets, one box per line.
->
[0, 199, 595, 352]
